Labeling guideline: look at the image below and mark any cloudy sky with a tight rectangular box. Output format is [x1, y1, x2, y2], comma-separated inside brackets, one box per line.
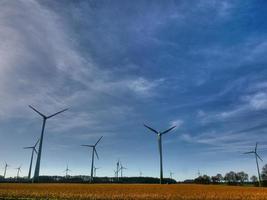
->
[1, 0, 267, 180]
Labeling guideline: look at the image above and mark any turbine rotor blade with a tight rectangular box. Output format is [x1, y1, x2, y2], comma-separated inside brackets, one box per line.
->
[144, 124, 158, 134]
[34, 148, 38, 154]
[255, 142, 258, 152]
[256, 153, 263, 162]
[95, 136, 103, 146]
[47, 108, 68, 119]
[23, 147, 33, 149]
[94, 149, 99, 160]
[243, 151, 254, 154]
[81, 145, 94, 147]
[29, 105, 45, 118]
[34, 139, 40, 148]
[161, 126, 176, 135]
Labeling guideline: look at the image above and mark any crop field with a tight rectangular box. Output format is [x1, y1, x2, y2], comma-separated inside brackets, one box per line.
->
[1, 184, 267, 200]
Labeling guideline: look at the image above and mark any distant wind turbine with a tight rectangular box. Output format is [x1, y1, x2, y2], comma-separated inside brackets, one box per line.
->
[81, 136, 103, 182]
[244, 142, 263, 187]
[144, 124, 176, 184]
[15, 165, 22, 179]
[119, 162, 127, 178]
[3, 162, 9, 178]
[170, 171, 174, 179]
[29, 105, 68, 182]
[24, 139, 39, 179]
[64, 164, 71, 178]
[93, 166, 100, 177]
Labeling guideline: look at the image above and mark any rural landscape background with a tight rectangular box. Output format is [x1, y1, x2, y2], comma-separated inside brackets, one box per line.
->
[1, 0, 267, 199]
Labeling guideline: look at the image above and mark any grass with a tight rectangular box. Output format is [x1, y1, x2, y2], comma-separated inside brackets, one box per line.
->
[1, 183, 267, 199]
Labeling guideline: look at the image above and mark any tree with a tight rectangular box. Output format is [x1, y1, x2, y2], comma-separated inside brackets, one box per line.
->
[236, 171, 248, 184]
[216, 174, 223, 183]
[250, 175, 258, 183]
[224, 171, 237, 185]
[261, 164, 267, 181]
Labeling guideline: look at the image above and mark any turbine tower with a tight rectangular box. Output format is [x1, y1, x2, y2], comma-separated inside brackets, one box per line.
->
[15, 166, 22, 179]
[64, 164, 71, 178]
[244, 142, 263, 187]
[29, 105, 68, 182]
[24, 139, 39, 179]
[81, 136, 103, 183]
[3, 162, 9, 178]
[144, 124, 176, 184]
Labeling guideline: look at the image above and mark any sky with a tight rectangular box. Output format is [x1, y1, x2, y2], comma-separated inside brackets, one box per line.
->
[0, 0, 267, 181]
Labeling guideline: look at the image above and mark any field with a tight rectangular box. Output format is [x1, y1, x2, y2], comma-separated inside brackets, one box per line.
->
[1, 183, 267, 200]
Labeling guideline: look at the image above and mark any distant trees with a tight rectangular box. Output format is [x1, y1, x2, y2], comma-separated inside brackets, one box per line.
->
[211, 174, 223, 184]
[194, 175, 211, 184]
[236, 172, 248, 184]
[224, 171, 237, 184]
[261, 164, 267, 181]
[261, 164, 267, 186]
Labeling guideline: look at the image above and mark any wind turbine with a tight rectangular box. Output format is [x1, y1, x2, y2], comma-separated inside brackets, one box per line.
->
[119, 162, 127, 178]
[244, 142, 263, 187]
[170, 171, 174, 179]
[64, 164, 71, 178]
[15, 165, 22, 179]
[116, 160, 120, 181]
[29, 105, 68, 182]
[93, 166, 100, 177]
[81, 136, 103, 183]
[144, 124, 176, 184]
[3, 162, 9, 178]
[24, 139, 39, 179]
[139, 170, 142, 177]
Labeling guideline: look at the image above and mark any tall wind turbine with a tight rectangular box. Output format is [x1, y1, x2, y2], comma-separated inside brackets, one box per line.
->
[119, 162, 127, 178]
[29, 105, 68, 182]
[244, 142, 263, 186]
[3, 162, 9, 178]
[15, 166, 22, 179]
[64, 164, 71, 178]
[24, 139, 39, 179]
[81, 136, 103, 182]
[144, 124, 176, 184]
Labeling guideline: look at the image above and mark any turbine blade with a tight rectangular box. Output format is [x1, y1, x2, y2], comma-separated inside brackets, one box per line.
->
[47, 108, 68, 119]
[95, 136, 103, 146]
[144, 124, 158, 134]
[256, 153, 263, 162]
[243, 151, 254, 154]
[81, 145, 94, 147]
[34, 139, 40, 148]
[161, 126, 176, 135]
[29, 105, 45, 118]
[23, 147, 33, 149]
[255, 142, 258, 151]
[94, 149, 99, 160]
[34, 148, 38, 154]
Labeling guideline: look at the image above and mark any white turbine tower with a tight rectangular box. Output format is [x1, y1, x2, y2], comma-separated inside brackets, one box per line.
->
[244, 142, 263, 187]
[144, 124, 176, 184]
[15, 165, 22, 179]
[81, 136, 103, 183]
[29, 105, 68, 182]
[24, 139, 39, 179]
[64, 164, 71, 178]
[3, 162, 9, 179]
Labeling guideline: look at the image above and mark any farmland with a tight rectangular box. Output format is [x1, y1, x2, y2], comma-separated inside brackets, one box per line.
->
[1, 183, 267, 200]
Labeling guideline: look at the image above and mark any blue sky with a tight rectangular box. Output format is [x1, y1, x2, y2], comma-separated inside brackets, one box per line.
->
[1, 0, 267, 181]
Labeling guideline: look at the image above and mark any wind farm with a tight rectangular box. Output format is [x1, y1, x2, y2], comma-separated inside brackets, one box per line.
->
[1, 0, 267, 199]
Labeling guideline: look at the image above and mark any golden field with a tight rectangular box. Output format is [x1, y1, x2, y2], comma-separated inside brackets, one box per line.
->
[1, 183, 267, 200]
